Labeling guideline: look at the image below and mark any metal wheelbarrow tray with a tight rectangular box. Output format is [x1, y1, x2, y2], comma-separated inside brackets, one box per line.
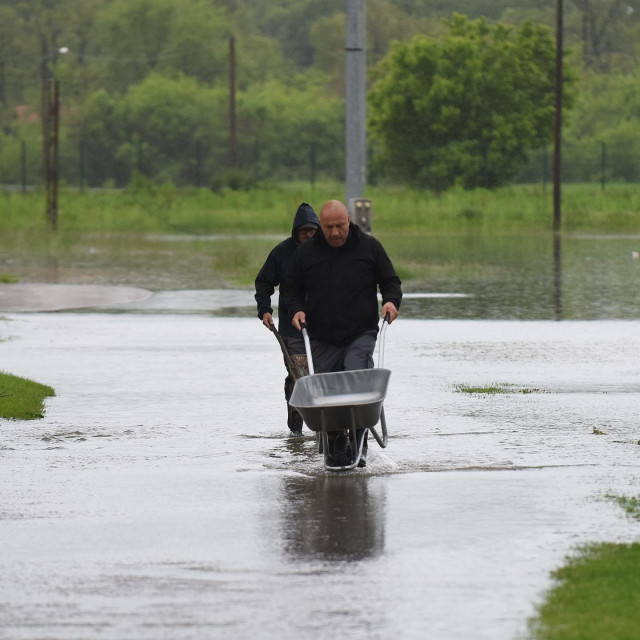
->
[289, 319, 392, 471]
[289, 368, 390, 432]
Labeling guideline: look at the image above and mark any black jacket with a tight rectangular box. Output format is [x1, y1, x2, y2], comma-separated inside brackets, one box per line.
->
[283, 222, 402, 345]
[254, 203, 319, 338]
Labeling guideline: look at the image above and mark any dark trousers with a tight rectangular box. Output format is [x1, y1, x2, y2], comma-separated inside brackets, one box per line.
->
[309, 330, 377, 374]
[308, 330, 377, 458]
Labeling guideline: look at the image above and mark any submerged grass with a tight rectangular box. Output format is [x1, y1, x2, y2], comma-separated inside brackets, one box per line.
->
[529, 543, 640, 640]
[0, 372, 55, 420]
[605, 493, 640, 519]
[454, 383, 542, 394]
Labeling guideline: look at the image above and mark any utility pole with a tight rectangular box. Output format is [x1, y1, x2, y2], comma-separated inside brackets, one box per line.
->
[46, 78, 60, 231]
[553, 0, 563, 232]
[40, 40, 51, 205]
[345, 0, 366, 210]
[553, 0, 563, 319]
[41, 46, 67, 231]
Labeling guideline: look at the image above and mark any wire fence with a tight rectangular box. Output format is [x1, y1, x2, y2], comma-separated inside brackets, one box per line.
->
[2, 133, 640, 191]
[517, 140, 640, 188]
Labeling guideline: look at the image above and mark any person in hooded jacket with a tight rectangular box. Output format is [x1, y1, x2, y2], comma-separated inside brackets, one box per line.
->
[282, 199, 402, 466]
[254, 202, 320, 435]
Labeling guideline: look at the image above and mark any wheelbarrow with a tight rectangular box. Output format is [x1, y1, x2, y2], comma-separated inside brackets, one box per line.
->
[288, 316, 391, 471]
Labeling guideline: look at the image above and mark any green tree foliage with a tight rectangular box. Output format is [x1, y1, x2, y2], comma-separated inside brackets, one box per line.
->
[79, 74, 228, 186]
[1, 1, 639, 190]
[252, 0, 342, 68]
[567, 0, 640, 73]
[0, 6, 24, 111]
[563, 71, 640, 182]
[76, 72, 344, 187]
[239, 76, 344, 182]
[368, 14, 568, 190]
[96, 0, 235, 90]
[426, 0, 556, 21]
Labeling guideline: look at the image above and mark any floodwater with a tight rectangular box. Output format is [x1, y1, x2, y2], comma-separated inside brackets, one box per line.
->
[1, 230, 639, 638]
[1, 304, 639, 639]
[3, 230, 640, 319]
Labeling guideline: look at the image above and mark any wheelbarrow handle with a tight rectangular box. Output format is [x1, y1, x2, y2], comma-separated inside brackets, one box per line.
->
[377, 313, 390, 369]
[300, 323, 315, 375]
[269, 322, 306, 381]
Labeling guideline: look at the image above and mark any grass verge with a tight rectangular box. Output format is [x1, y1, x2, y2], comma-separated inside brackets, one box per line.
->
[1, 182, 640, 235]
[0, 372, 55, 420]
[529, 542, 640, 640]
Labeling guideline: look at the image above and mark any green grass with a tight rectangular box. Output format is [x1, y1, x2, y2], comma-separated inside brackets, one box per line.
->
[0, 182, 347, 235]
[0, 372, 55, 420]
[529, 543, 640, 640]
[2, 181, 640, 236]
[0, 274, 19, 283]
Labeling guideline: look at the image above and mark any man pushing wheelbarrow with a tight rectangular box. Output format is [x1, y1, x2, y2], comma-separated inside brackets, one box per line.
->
[283, 199, 402, 468]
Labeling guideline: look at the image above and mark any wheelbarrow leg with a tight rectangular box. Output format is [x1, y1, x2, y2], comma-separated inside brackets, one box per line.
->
[369, 405, 388, 449]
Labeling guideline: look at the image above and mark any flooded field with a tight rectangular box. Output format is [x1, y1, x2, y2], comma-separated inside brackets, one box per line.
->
[1, 310, 638, 639]
[2, 231, 640, 319]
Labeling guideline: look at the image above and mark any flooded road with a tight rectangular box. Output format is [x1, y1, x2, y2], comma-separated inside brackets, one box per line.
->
[1, 309, 639, 639]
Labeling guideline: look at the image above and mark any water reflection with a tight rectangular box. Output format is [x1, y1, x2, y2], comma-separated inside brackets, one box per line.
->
[553, 232, 562, 321]
[3, 231, 640, 319]
[279, 475, 386, 562]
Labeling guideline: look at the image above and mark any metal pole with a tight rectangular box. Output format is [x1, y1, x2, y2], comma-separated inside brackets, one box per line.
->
[41, 43, 51, 195]
[47, 78, 60, 231]
[345, 0, 366, 209]
[45, 78, 53, 225]
[553, 0, 563, 232]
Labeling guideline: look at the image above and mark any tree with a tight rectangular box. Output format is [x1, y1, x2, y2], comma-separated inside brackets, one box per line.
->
[237, 75, 344, 182]
[78, 74, 228, 186]
[562, 70, 640, 182]
[368, 14, 571, 191]
[0, 6, 22, 111]
[255, 0, 342, 68]
[567, 0, 640, 72]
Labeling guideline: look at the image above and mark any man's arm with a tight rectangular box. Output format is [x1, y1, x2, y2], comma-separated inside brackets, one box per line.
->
[375, 241, 403, 323]
[254, 248, 279, 324]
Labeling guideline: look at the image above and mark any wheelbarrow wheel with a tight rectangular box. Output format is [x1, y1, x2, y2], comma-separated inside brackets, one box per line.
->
[327, 432, 353, 467]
